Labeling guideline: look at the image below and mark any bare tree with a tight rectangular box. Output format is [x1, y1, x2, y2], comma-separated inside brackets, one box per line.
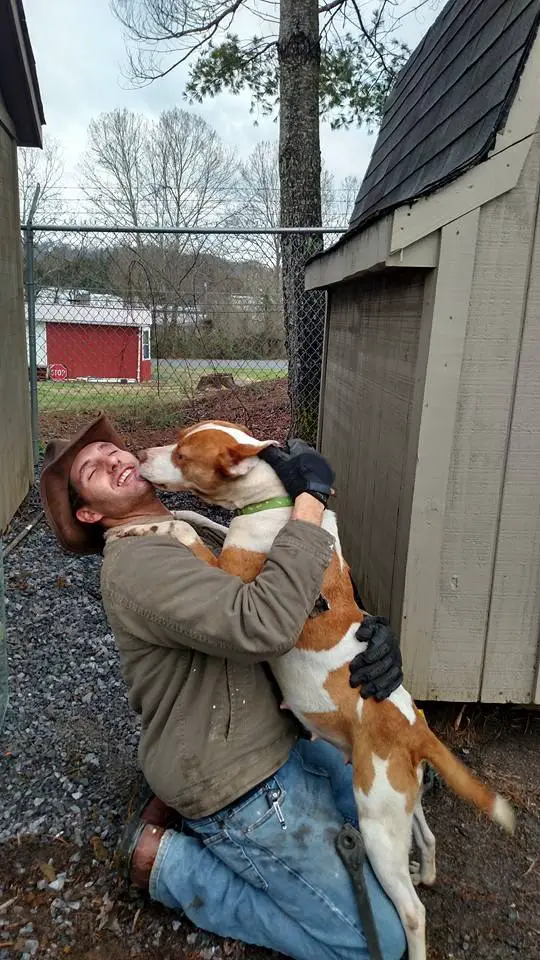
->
[237, 141, 281, 296]
[238, 139, 356, 278]
[79, 107, 240, 333]
[147, 109, 238, 228]
[79, 108, 148, 226]
[80, 106, 238, 228]
[240, 141, 358, 228]
[18, 134, 65, 223]
[239, 141, 281, 230]
[323, 172, 361, 227]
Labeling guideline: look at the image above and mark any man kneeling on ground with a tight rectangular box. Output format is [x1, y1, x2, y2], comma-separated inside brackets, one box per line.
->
[40, 413, 406, 960]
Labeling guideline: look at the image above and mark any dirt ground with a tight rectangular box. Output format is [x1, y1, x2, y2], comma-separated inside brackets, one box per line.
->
[38, 378, 293, 451]
[2, 706, 539, 959]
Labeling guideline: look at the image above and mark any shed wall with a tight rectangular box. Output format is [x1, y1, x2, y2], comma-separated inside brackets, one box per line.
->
[0, 118, 33, 531]
[425, 133, 540, 702]
[320, 269, 428, 621]
[46, 323, 140, 380]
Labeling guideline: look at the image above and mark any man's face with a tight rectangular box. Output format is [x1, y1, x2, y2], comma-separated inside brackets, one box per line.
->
[69, 441, 154, 525]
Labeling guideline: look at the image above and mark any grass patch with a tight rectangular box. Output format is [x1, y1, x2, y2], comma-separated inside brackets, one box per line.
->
[38, 363, 284, 415]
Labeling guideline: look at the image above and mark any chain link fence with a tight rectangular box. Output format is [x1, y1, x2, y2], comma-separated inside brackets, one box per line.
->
[23, 225, 343, 451]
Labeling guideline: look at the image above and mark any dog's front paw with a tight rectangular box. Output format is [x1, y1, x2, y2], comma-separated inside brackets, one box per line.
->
[166, 520, 203, 547]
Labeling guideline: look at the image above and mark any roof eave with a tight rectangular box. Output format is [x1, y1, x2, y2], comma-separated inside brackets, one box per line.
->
[305, 215, 440, 289]
[0, 0, 44, 147]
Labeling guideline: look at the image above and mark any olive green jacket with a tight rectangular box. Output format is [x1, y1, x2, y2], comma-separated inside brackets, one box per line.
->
[100, 512, 334, 818]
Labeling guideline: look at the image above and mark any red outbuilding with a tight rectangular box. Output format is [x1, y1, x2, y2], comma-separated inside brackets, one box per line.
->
[30, 292, 152, 382]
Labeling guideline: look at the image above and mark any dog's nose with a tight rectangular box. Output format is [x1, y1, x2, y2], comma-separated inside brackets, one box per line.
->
[138, 449, 148, 464]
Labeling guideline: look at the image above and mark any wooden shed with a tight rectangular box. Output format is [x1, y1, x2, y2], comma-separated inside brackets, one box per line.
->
[306, 0, 540, 704]
[0, 0, 44, 530]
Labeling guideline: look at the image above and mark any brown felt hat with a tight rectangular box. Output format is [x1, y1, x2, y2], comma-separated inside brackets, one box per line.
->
[40, 413, 128, 555]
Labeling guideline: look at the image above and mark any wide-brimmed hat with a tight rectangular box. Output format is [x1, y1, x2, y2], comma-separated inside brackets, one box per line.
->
[40, 413, 128, 555]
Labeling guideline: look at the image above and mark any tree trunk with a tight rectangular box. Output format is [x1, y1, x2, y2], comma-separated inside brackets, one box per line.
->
[278, 0, 325, 444]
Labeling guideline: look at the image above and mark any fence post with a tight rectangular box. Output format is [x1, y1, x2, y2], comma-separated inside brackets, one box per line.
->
[24, 186, 40, 466]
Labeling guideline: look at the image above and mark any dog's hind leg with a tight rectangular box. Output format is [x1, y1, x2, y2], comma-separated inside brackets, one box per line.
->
[412, 799, 436, 887]
[359, 814, 426, 960]
[352, 750, 426, 960]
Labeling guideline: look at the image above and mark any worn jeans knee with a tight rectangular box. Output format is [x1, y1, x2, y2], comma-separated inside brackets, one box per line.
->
[151, 740, 406, 960]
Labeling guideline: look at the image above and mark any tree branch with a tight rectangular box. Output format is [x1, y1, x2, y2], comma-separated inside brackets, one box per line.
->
[319, 0, 345, 12]
[351, 0, 395, 77]
[113, 0, 245, 44]
[129, 21, 221, 82]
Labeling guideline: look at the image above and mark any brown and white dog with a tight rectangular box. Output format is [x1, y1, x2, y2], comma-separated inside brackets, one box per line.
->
[138, 419, 515, 960]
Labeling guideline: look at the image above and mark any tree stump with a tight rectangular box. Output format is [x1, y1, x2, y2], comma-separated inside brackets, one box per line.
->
[197, 373, 235, 391]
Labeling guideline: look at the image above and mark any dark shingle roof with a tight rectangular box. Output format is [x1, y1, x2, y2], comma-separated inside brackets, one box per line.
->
[349, 0, 540, 234]
[0, 0, 44, 146]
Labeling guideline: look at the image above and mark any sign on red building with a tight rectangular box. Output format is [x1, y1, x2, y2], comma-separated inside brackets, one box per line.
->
[49, 363, 68, 381]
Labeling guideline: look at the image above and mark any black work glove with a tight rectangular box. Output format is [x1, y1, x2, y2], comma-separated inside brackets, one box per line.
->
[349, 615, 403, 700]
[258, 437, 335, 506]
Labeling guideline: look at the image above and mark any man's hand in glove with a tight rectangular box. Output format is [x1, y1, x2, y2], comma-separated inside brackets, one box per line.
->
[349, 615, 403, 701]
[258, 437, 335, 506]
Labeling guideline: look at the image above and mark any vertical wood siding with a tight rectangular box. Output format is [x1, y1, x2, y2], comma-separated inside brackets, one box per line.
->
[481, 135, 540, 703]
[0, 124, 33, 531]
[425, 134, 540, 701]
[320, 269, 427, 621]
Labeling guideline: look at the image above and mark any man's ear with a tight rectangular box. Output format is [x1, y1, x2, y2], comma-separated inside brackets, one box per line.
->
[75, 505, 104, 525]
[217, 440, 276, 477]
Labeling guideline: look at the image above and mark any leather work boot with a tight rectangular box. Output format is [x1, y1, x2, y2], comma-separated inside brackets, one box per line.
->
[114, 777, 180, 891]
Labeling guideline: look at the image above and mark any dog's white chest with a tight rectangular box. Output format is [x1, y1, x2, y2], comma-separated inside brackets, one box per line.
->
[270, 624, 365, 716]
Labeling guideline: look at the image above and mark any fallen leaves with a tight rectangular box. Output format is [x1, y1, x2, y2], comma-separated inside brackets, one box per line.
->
[91, 836, 109, 863]
[38, 862, 56, 883]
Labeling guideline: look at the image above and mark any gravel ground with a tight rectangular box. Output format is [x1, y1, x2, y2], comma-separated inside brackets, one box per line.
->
[1, 441, 539, 957]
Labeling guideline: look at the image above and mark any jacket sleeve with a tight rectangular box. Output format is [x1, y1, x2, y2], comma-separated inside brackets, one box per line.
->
[101, 519, 334, 663]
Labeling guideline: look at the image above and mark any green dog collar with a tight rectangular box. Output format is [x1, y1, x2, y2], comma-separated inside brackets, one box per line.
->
[238, 496, 294, 516]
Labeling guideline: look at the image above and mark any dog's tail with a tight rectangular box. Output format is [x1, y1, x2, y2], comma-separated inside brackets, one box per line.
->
[420, 730, 515, 834]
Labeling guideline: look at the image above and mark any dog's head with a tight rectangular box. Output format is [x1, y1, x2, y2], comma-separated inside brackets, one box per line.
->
[139, 420, 280, 507]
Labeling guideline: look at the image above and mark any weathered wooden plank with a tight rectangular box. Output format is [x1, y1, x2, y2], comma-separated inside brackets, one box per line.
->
[320, 269, 425, 621]
[316, 291, 331, 450]
[0, 126, 33, 532]
[390, 269, 437, 635]
[424, 134, 540, 701]
[400, 209, 480, 700]
[481, 141, 540, 703]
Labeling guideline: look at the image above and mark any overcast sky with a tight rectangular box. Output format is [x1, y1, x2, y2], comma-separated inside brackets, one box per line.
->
[23, 0, 443, 212]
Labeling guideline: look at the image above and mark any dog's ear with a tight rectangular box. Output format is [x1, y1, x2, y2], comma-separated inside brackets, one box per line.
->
[217, 440, 276, 477]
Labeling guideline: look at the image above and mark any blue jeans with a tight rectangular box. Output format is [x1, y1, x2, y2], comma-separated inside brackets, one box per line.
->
[150, 739, 406, 959]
